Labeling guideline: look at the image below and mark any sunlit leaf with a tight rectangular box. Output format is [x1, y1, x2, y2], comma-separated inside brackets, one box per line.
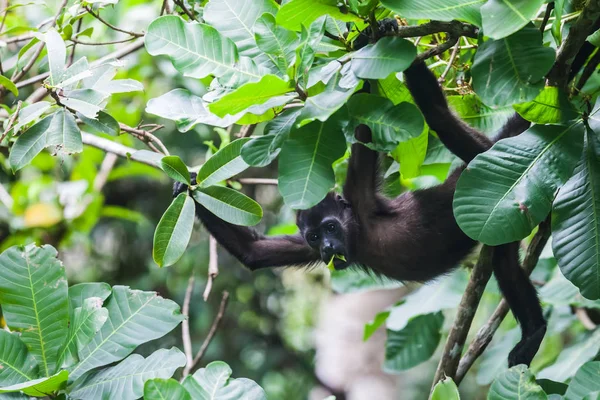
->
[197, 138, 251, 188]
[277, 0, 360, 31]
[192, 186, 263, 226]
[43, 29, 66, 86]
[0, 370, 68, 397]
[488, 365, 546, 400]
[481, 0, 545, 39]
[182, 361, 267, 400]
[381, 0, 484, 26]
[431, 377, 461, 400]
[153, 193, 195, 267]
[254, 13, 299, 74]
[514, 87, 578, 125]
[144, 378, 191, 400]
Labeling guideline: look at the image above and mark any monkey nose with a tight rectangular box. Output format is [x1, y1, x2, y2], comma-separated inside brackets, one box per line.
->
[321, 244, 335, 260]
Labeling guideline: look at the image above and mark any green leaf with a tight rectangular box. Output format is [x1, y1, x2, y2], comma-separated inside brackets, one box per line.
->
[56, 297, 108, 369]
[0, 370, 68, 397]
[0, 330, 38, 385]
[277, 0, 361, 31]
[384, 313, 444, 372]
[254, 13, 299, 74]
[514, 87, 578, 125]
[145, 16, 262, 86]
[538, 330, 600, 382]
[153, 193, 195, 267]
[101, 79, 143, 94]
[454, 123, 584, 246]
[197, 138, 251, 188]
[68, 283, 112, 310]
[447, 95, 514, 135]
[481, 0, 545, 39]
[295, 17, 326, 88]
[56, 57, 91, 89]
[13, 102, 52, 133]
[564, 362, 600, 400]
[46, 109, 82, 154]
[144, 378, 191, 400]
[347, 94, 424, 151]
[0, 75, 18, 97]
[182, 361, 267, 400]
[391, 127, 428, 178]
[69, 286, 184, 381]
[553, 129, 600, 300]
[192, 186, 263, 226]
[472, 26, 555, 107]
[351, 37, 416, 80]
[70, 348, 186, 400]
[381, 0, 484, 26]
[208, 75, 294, 117]
[552, 0, 565, 45]
[9, 114, 52, 172]
[488, 365, 547, 400]
[160, 156, 191, 186]
[44, 29, 66, 86]
[241, 108, 300, 167]
[78, 111, 120, 136]
[278, 112, 347, 209]
[363, 311, 390, 341]
[431, 377, 461, 400]
[59, 89, 106, 119]
[146, 89, 239, 131]
[204, 0, 277, 64]
[0, 244, 69, 376]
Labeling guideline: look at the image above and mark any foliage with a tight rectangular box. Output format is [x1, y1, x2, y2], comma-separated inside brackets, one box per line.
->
[1, 0, 600, 398]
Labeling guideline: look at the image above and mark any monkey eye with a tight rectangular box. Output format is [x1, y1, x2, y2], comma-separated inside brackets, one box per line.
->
[308, 233, 320, 243]
[326, 223, 336, 233]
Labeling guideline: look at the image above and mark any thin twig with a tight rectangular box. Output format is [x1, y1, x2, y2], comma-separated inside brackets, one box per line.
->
[173, 0, 196, 21]
[385, 20, 479, 40]
[540, 2, 555, 33]
[0, 100, 21, 144]
[93, 153, 118, 191]
[439, 41, 460, 83]
[182, 274, 196, 372]
[84, 6, 145, 37]
[237, 124, 257, 138]
[119, 123, 169, 155]
[203, 236, 219, 301]
[0, 0, 9, 34]
[575, 308, 598, 330]
[576, 49, 600, 91]
[68, 18, 83, 66]
[415, 34, 459, 64]
[432, 246, 495, 390]
[69, 37, 137, 46]
[237, 178, 278, 185]
[182, 291, 230, 377]
[454, 219, 552, 384]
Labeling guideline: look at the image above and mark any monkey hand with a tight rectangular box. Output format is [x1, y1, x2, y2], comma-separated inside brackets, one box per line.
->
[353, 17, 399, 50]
[172, 172, 198, 198]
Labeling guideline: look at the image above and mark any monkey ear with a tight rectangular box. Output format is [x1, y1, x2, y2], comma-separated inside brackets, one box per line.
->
[336, 194, 351, 209]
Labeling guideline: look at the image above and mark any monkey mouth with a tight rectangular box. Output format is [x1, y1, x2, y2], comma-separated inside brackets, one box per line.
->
[326, 254, 349, 271]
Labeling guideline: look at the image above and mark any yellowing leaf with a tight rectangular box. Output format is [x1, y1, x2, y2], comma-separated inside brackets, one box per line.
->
[24, 203, 62, 227]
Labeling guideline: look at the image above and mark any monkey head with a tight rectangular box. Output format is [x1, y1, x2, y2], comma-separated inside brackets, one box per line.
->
[296, 192, 354, 269]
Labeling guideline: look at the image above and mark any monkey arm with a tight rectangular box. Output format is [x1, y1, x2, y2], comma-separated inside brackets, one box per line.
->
[174, 179, 319, 271]
[403, 62, 493, 163]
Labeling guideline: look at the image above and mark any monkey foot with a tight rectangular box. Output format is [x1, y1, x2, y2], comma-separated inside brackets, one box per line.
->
[508, 324, 547, 367]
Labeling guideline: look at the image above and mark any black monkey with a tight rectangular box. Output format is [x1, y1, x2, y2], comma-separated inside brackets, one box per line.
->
[174, 60, 546, 367]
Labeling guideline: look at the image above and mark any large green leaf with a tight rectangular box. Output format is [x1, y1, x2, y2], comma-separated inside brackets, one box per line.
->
[44, 29, 66, 86]
[488, 365, 546, 400]
[0, 75, 18, 97]
[295, 17, 326, 88]
[241, 108, 300, 167]
[538, 330, 600, 382]
[454, 123, 584, 246]
[0, 330, 38, 386]
[153, 193, 195, 267]
[254, 13, 298, 74]
[69, 286, 184, 381]
[204, 0, 276, 64]
[160, 156, 191, 186]
[384, 313, 444, 372]
[472, 26, 555, 107]
[56, 297, 108, 370]
[46, 109, 82, 155]
[347, 93, 424, 151]
[144, 378, 191, 400]
[278, 112, 347, 209]
[351, 37, 416, 80]
[565, 362, 600, 400]
[553, 129, 600, 300]
[197, 138, 252, 188]
[447, 95, 513, 135]
[193, 186, 262, 226]
[9, 115, 52, 172]
[182, 361, 266, 400]
[145, 16, 262, 86]
[391, 128, 428, 178]
[208, 75, 294, 117]
[0, 245, 69, 376]
[481, 0, 545, 39]
[381, 0, 484, 26]
[146, 89, 239, 130]
[431, 377, 461, 400]
[277, 0, 360, 31]
[68, 283, 112, 310]
[79, 111, 120, 136]
[58, 88, 106, 119]
[0, 370, 68, 397]
[70, 348, 185, 400]
[514, 87, 578, 125]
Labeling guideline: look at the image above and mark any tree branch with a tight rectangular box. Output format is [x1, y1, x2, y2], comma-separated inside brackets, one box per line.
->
[181, 274, 196, 372]
[576, 49, 600, 91]
[84, 6, 144, 37]
[431, 245, 495, 390]
[202, 236, 219, 301]
[385, 20, 479, 39]
[454, 218, 552, 384]
[415, 34, 460, 64]
[547, 0, 600, 88]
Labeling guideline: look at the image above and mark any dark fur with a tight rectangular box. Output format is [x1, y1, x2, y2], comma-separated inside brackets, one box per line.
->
[174, 61, 545, 367]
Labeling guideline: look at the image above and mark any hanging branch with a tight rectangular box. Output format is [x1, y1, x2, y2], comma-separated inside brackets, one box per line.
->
[181, 274, 196, 370]
[202, 236, 219, 301]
